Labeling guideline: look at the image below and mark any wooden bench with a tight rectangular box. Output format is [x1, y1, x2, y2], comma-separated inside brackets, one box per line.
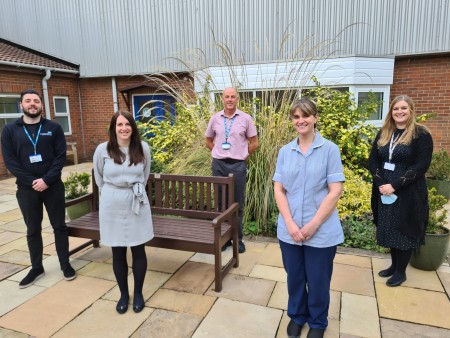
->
[66, 142, 78, 164]
[65, 171, 240, 292]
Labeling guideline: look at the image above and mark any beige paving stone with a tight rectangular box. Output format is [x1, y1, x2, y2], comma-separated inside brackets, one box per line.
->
[0, 280, 46, 316]
[0, 231, 23, 246]
[132, 308, 202, 338]
[0, 249, 30, 265]
[149, 288, 216, 317]
[249, 264, 286, 282]
[331, 263, 374, 296]
[0, 327, 29, 338]
[0, 209, 24, 222]
[437, 269, 450, 297]
[0, 219, 27, 232]
[164, 261, 215, 294]
[192, 297, 282, 338]
[0, 237, 28, 256]
[0, 275, 115, 337]
[0, 194, 16, 202]
[72, 245, 112, 262]
[0, 261, 25, 280]
[340, 292, 380, 338]
[0, 204, 17, 213]
[103, 270, 171, 302]
[206, 274, 275, 306]
[334, 253, 372, 269]
[257, 242, 284, 267]
[16, 232, 53, 252]
[380, 318, 450, 337]
[229, 245, 263, 276]
[268, 281, 288, 310]
[52, 299, 153, 338]
[376, 282, 450, 329]
[144, 247, 193, 273]
[275, 311, 291, 338]
[189, 249, 233, 267]
[372, 257, 444, 292]
[77, 261, 117, 281]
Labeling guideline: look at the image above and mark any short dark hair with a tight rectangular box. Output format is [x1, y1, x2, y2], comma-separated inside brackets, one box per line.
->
[20, 89, 43, 102]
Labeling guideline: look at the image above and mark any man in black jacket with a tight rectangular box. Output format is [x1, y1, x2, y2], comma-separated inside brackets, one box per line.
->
[1, 89, 76, 288]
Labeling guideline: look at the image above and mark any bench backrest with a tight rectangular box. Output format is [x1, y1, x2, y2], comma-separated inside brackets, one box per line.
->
[148, 173, 235, 220]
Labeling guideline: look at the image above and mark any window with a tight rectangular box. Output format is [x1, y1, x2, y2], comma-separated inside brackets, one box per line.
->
[53, 96, 72, 134]
[0, 95, 21, 134]
[352, 87, 390, 125]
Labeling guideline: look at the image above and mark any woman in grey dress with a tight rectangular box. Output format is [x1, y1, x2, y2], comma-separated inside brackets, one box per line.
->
[93, 111, 154, 314]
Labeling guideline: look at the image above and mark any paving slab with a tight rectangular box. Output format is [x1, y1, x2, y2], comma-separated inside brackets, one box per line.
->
[373, 257, 444, 292]
[0, 194, 16, 202]
[0, 249, 30, 265]
[0, 261, 25, 280]
[249, 264, 286, 282]
[164, 261, 215, 294]
[132, 308, 202, 338]
[334, 253, 372, 269]
[103, 270, 172, 303]
[0, 237, 28, 256]
[77, 261, 117, 281]
[380, 318, 450, 337]
[331, 262, 375, 296]
[148, 288, 216, 317]
[437, 269, 450, 297]
[257, 242, 284, 267]
[52, 299, 153, 338]
[0, 231, 24, 246]
[72, 245, 112, 262]
[0, 204, 18, 213]
[0, 280, 46, 316]
[229, 243, 265, 276]
[143, 247, 193, 273]
[340, 292, 380, 338]
[0, 275, 115, 337]
[268, 281, 288, 310]
[376, 282, 450, 329]
[192, 297, 282, 338]
[0, 209, 24, 223]
[0, 327, 29, 338]
[206, 274, 275, 306]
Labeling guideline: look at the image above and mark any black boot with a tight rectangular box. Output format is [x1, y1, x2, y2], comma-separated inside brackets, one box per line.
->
[387, 248, 411, 287]
[378, 248, 397, 277]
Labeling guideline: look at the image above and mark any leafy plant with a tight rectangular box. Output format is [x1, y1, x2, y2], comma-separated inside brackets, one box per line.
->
[337, 167, 372, 219]
[427, 187, 449, 234]
[340, 214, 387, 252]
[427, 150, 450, 181]
[64, 172, 91, 200]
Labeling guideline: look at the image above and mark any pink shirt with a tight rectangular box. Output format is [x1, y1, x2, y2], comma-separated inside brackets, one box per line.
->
[205, 109, 257, 160]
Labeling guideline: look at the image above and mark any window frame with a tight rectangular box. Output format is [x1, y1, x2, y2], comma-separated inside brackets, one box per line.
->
[0, 94, 21, 134]
[53, 96, 72, 135]
[350, 86, 390, 127]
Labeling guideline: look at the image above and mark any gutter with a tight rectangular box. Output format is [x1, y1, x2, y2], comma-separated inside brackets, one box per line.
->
[42, 69, 52, 119]
[0, 60, 79, 74]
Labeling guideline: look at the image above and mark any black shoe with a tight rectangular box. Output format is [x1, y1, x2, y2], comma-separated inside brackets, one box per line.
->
[238, 240, 246, 253]
[378, 267, 395, 277]
[287, 319, 302, 338]
[221, 240, 232, 251]
[116, 296, 129, 314]
[133, 293, 145, 313]
[386, 274, 406, 287]
[307, 328, 325, 338]
[63, 264, 77, 281]
[19, 267, 45, 289]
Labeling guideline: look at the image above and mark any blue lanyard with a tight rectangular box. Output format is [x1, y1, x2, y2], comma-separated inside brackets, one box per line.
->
[23, 124, 42, 155]
[224, 115, 235, 143]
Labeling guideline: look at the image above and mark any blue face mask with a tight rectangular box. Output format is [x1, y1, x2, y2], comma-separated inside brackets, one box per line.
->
[381, 194, 398, 205]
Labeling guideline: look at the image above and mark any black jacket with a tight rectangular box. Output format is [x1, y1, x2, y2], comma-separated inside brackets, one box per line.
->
[1, 116, 66, 189]
[368, 126, 433, 239]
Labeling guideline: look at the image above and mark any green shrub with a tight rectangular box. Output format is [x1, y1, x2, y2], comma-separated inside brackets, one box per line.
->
[427, 187, 448, 234]
[337, 167, 372, 219]
[341, 214, 386, 252]
[64, 172, 90, 200]
[427, 150, 450, 181]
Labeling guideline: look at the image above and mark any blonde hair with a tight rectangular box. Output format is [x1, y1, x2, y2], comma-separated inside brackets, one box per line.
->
[377, 95, 429, 147]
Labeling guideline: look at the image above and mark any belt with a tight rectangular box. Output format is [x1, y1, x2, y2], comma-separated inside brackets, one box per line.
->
[217, 158, 244, 164]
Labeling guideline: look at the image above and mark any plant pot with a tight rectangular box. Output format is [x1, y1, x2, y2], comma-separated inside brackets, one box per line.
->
[66, 200, 92, 220]
[426, 179, 450, 199]
[410, 228, 450, 271]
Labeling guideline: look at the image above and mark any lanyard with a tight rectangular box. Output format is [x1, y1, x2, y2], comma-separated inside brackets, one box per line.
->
[224, 115, 235, 143]
[23, 124, 42, 155]
[388, 131, 403, 162]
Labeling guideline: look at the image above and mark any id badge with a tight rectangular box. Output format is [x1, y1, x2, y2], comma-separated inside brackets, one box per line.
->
[384, 162, 395, 171]
[222, 142, 231, 150]
[29, 154, 43, 163]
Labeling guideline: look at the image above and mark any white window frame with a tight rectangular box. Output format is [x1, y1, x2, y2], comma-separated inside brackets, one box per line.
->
[0, 94, 21, 133]
[53, 96, 72, 135]
[350, 86, 390, 127]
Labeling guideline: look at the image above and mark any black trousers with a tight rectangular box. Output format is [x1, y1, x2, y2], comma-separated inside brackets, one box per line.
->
[212, 158, 247, 239]
[16, 180, 70, 270]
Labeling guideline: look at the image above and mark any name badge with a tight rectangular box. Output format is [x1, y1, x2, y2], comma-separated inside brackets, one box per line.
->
[384, 162, 395, 171]
[222, 142, 231, 150]
[29, 154, 43, 163]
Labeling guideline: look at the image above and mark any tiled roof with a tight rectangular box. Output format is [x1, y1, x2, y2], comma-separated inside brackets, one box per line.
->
[0, 39, 78, 72]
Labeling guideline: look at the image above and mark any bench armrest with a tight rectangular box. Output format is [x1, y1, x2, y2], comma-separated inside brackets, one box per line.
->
[211, 202, 239, 228]
[65, 193, 94, 207]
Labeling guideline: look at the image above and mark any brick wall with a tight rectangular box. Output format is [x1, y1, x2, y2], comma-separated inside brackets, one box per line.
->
[391, 55, 450, 152]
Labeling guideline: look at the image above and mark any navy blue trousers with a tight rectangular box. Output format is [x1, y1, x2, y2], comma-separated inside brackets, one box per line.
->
[279, 240, 337, 329]
[16, 180, 70, 270]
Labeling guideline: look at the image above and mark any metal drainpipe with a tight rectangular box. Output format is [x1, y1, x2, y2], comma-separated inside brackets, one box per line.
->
[42, 69, 52, 119]
[112, 77, 118, 112]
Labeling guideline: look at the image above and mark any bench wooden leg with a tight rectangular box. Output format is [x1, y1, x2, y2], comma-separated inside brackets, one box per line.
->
[68, 239, 99, 256]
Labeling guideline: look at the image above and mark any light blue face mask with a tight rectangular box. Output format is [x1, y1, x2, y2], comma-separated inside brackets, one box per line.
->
[381, 194, 398, 205]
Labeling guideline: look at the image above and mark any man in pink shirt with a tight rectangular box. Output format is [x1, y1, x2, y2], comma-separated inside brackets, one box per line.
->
[205, 87, 259, 253]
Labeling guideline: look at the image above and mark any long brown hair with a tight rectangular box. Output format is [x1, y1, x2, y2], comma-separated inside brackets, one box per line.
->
[377, 95, 429, 147]
[107, 111, 145, 165]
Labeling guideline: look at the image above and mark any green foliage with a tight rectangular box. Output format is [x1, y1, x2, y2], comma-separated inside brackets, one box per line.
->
[427, 150, 450, 181]
[337, 167, 372, 219]
[427, 187, 449, 234]
[64, 172, 90, 200]
[341, 214, 386, 252]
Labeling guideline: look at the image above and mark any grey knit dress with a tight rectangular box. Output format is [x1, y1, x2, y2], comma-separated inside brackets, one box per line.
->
[93, 141, 154, 247]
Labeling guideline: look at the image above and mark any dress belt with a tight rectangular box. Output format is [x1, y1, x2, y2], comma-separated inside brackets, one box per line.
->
[217, 158, 244, 164]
